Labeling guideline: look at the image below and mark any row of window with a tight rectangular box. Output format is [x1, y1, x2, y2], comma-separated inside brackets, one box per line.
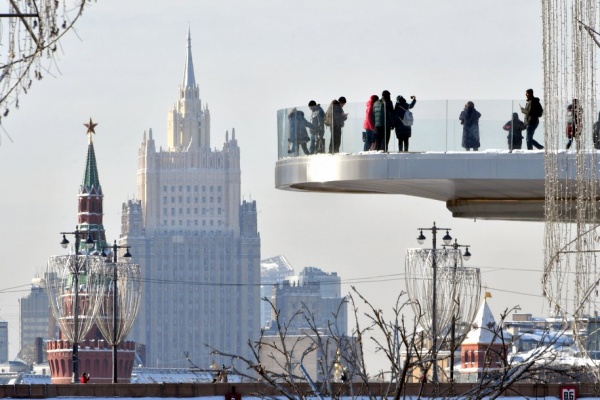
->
[163, 185, 222, 193]
[162, 196, 222, 204]
[163, 207, 222, 215]
[162, 220, 223, 227]
[79, 200, 102, 213]
[463, 350, 499, 366]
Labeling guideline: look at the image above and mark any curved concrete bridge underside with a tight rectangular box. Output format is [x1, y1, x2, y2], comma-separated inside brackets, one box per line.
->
[275, 151, 598, 222]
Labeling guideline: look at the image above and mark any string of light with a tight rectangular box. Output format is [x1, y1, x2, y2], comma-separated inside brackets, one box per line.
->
[542, 0, 599, 356]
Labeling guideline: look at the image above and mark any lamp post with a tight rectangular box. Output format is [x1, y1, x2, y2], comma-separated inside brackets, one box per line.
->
[59, 228, 94, 383]
[101, 240, 132, 384]
[417, 222, 452, 384]
[442, 238, 471, 383]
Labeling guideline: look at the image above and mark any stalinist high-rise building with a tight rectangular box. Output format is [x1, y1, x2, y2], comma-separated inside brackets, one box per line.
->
[121, 29, 261, 368]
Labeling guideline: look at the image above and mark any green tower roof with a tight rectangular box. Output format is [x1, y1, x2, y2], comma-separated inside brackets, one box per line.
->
[81, 118, 101, 194]
[81, 139, 101, 191]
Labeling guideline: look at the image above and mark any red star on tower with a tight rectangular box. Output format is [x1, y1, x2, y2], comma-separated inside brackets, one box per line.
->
[84, 118, 98, 135]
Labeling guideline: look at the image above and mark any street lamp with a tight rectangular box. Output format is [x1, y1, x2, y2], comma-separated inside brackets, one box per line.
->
[101, 240, 132, 384]
[416, 222, 452, 384]
[59, 228, 94, 383]
[442, 238, 472, 383]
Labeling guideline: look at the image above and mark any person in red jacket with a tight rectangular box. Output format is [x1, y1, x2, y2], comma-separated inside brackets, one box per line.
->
[363, 95, 378, 151]
[80, 372, 90, 383]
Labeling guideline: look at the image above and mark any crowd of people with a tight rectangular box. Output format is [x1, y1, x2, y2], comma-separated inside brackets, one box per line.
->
[287, 91, 417, 155]
[455, 88, 545, 152]
[286, 88, 600, 155]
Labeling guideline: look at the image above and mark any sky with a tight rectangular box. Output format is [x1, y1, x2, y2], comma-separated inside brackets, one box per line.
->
[0, 0, 549, 369]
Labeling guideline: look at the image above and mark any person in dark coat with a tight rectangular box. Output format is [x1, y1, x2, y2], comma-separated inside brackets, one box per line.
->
[373, 90, 395, 151]
[394, 95, 417, 152]
[503, 112, 525, 151]
[520, 88, 544, 150]
[308, 100, 325, 154]
[324, 97, 348, 153]
[566, 99, 581, 150]
[593, 111, 600, 150]
[288, 108, 316, 156]
[459, 101, 481, 151]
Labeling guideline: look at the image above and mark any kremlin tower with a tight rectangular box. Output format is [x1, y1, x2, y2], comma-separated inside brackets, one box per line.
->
[46, 121, 137, 384]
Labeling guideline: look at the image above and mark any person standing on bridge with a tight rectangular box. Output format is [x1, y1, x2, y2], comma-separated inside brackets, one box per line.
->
[373, 90, 395, 151]
[308, 100, 325, 154]
[566, 99, 581, 150]
[363, 94, 378, 151]
[459, 101, 481, 151]
[503, 112, 525, 151]
[520, 88, 544, 150]
[395, 95, 417, 152]
[325, 97, 348, 154]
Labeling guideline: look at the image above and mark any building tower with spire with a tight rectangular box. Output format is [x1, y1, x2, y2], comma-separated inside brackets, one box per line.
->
[78, 119, 107, 246]
[120, 29, 261, 368]
[46, 122, 136, 384]
[459, 294, 510, 382]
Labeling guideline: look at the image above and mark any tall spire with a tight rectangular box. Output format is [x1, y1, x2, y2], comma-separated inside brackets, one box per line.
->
[182, 25, 196, 89]
[82, 118, 101, 191]
[78, 118, 106, 248]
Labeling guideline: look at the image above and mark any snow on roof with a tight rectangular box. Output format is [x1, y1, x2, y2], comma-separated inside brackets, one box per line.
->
[261, 255, 294, 276]
[517, 330, 574, 346]
[462, 298, 511, 345]
[131, 368, 241, 384]
[509, 345, 596, 368]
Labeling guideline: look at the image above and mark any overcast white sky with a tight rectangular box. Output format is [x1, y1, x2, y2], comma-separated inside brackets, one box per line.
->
[0, 0, 548, 368]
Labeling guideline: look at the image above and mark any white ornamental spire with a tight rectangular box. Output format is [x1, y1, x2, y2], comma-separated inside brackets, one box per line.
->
[182, 24, 196, 89]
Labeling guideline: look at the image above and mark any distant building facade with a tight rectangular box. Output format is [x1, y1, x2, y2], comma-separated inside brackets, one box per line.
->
[260, 334, 359, 382]
[260, 255, 294, 327]
[121, 29, 261, 368]
[18, 275, 57, 362]
[267, 266, 347, 336]
[0, 320, 7, 364]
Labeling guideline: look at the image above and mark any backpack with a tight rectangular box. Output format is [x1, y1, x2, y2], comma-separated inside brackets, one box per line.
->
[324, 100, 335, 127]
[402, 108, 414, 126]
[533, 98, 544, 118]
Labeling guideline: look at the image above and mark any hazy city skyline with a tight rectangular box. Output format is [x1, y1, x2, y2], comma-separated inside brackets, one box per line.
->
[1, 0, 546, 370]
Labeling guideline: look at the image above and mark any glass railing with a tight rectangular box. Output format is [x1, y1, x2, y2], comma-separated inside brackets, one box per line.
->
[276, 100, 548, 159]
